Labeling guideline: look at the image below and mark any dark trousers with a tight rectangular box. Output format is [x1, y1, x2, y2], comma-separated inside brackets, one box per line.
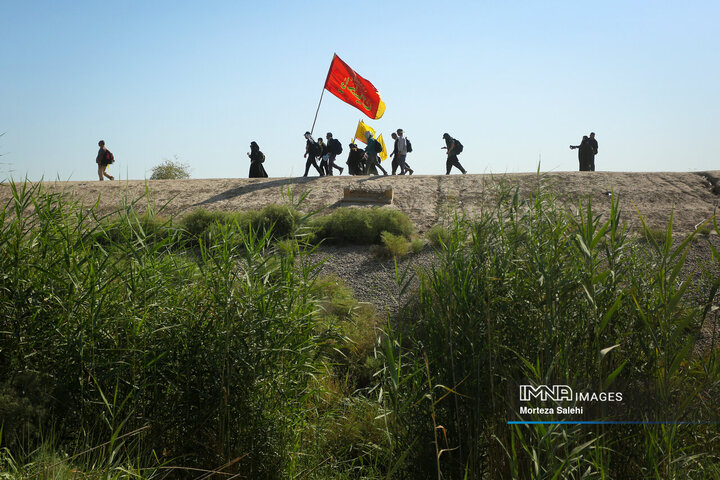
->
[303, 155, 324, 176]
[328, 153, 342, 175]
[446, 154, 466, 174]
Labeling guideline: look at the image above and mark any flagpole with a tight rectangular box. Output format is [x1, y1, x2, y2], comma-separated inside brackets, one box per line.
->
[310, 53, 337, 136]
[309, 88, 325, 136]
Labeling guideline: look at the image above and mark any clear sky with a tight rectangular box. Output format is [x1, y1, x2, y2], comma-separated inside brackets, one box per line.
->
[2, 1, 719, 181]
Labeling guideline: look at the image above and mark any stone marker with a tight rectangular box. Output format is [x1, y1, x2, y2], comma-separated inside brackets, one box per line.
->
[342, 187, 393, 204]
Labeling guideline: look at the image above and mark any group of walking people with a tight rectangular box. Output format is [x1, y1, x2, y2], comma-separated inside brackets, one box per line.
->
[300, 129, 466, 177]
[95, 130, 598, 180]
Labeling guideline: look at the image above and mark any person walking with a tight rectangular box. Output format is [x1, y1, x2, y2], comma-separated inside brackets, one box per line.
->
[303, 132, 324, 177]
[317, 137, 329, 175]
[95, 140, 114, 181]
[346, 143, 365, 175]
[442, 133, 467, 175]
[396, 128, 413, 175]
[325, 132, 344, 175]
[588, 132, 598, 171]
[364, 131, 387, 175]
[390, 132, 401, 174]
[247, 141, 268, 178]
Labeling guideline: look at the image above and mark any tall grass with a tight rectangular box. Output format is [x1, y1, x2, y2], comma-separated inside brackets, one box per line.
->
[379, 180, 720, 478]
[0, 181, 334, 477]
[2, 179, 719, 479]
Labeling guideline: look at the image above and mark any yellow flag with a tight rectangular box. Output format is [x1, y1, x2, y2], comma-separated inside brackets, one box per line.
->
[354, 120, 376, 145]
[377, 134, 388, 161]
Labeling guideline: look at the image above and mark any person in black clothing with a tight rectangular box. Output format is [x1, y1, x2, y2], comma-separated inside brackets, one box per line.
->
[390, 132, 401, 175]
[247, 141, 268, 178]
[95, 140, 114, 181]
[346, 143, 365, 175]
[570, 136, 593, 171]
[317, 137, 329, 175]
[303, 132, 324, 177]
[588, 132, 598, 171]
[325, 132, 344, 176]
[442, 133, 467, 175]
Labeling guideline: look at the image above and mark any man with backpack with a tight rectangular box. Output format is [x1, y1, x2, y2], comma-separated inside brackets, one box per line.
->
[325, 132, 344, 176]
[395, 128, 413, 175]
[364, 131, 387, 175]
[442, 133, 467, 175]
[95, 140, 115, 181]
[303, 132, 325, 177]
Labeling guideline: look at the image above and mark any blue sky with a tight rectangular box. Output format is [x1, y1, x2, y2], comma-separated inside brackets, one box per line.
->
[2, 1, 719, 181]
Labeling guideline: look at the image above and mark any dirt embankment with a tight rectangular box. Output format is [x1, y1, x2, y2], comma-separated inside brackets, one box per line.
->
[3, 171, 719, 234]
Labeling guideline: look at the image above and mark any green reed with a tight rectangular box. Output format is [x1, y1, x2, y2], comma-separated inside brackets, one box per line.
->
[0, 181, 335, 478]
[379, 178, 720, 478]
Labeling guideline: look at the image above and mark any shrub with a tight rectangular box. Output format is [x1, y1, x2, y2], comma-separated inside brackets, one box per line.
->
[410, 238, 425, 253]
[96, 211, 173, 247]
[313, 207, 414, 244]
[381, 231, 410, 258]
[641, 225, 670, 246]
[252, 204, 300, 238]
[149, 157, 191, 180]
[426, 224, 451, 247]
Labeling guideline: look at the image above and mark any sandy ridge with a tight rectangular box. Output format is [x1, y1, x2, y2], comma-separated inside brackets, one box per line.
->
[3, 171, 718, 234]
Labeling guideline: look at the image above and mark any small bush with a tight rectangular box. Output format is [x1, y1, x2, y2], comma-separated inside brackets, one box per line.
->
[695, 224, 713, 236]
[426, 224, 451, 247]
[641, 226, 670, 246]
[253, 204, 300, 238]
[313, 207, 414, 244]
[381, 231, 410, 258]
[98, 212, 173, 246]
[179, 209, 235, 239]
[410, 238, 424, 253]
[150, 158, 191, 180]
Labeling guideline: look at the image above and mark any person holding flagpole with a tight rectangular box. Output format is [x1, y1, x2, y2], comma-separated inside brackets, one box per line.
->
[303, 132, 325, 177]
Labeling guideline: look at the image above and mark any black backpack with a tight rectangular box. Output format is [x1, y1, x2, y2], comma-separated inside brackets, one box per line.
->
[405, 138, 413, 153]
[329, 138, 343, 155]
[373, 138, 383, 153]
[105, 150, 115, 164]
[453, 139, 463, 154]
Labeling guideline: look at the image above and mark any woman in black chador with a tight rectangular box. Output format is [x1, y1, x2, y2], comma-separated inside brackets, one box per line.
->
[570, 136, 592, 172]
[248, 141, 268, 178]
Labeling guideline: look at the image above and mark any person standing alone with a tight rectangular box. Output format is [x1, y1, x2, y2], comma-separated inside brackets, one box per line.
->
[96, 140, 114, 181]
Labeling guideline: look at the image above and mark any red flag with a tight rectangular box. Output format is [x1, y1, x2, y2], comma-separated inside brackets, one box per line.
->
[323, 54, 386, 120]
